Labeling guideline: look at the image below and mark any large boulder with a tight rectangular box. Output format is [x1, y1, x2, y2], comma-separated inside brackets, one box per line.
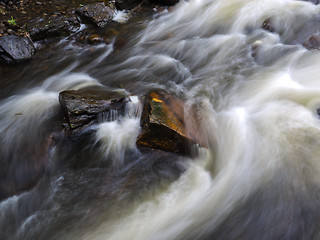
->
[59, 89, 130, 131]
[76, 2, 115, 28]
[27, 15, 80, 41]
[0, 35, 35, 63]
[136, 91, 206, 155]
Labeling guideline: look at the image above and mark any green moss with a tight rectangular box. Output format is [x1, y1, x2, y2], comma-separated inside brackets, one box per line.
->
[8, 16, 16, 26]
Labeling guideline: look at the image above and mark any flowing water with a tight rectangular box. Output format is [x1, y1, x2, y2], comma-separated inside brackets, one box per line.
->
[2, 0, 320, 239]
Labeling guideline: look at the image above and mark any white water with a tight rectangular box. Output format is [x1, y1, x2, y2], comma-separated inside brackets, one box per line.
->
[83, 0, 320, 239]
[2, 0, 320, 239]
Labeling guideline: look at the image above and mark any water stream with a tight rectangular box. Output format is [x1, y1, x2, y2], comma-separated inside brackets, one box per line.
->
[2, 0, 320, 239]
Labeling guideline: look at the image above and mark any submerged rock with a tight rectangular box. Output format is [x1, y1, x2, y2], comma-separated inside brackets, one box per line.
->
[303, 35, 320, 50]
[76, 2, 115, 28]
[136, 91, 205, 155]
[27, 15, 80, 41]
[0, 35, 35, 63]
[59, 89, 130, 131]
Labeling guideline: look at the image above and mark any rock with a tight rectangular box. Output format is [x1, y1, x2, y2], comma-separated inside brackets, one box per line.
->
[87, 34, 105, 45]
[27, 15, 80, 41]
[115, 0, 143, 10]
[136, 91, 206, 155]
[262, 19, 274, 32]
[148, 0, 180, 6]
[59, 89, 130, 131]
[0, 35, 35, 63]
[303, 35, 320, 50]
[76, 2, 115, 28]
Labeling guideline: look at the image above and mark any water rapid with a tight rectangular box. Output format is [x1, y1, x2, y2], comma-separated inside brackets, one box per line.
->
[2, 0, 320, 239]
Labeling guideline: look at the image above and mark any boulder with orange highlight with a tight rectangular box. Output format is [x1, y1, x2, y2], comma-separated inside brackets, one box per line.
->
[136, 91, 206, 155]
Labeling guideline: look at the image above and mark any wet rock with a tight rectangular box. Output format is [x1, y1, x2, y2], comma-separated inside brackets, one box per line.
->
[76, 2, 115, 28]
[115, 0, 142, 10]
[148, 0, 180, 5]
[59, 89, 130, 131]
[303, 35, 320, 50]
[27, 15, 80, 41]
[262, 19, 275, 32]
[136, 91, 205, 155]
[87, 33, 105, 45]
[0, 35, 35, 63]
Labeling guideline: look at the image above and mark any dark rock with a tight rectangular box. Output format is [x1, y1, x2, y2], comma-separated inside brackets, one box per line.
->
[115, 0, 143, 10]
[27, 15, 80, 41]
[0, 35, 35, 63]
[262, 19, 274, 32]
[303, 35, 320, 49]
[148, 0, 180, 6]
[59, 89, 130, 131]
[76, 2, 115, 28]
[136, 91, 206, 155]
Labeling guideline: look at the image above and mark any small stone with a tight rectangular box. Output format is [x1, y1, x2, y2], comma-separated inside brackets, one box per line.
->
[87, 34, 103, 44]
[21, 10, 27, 14]
[36, 1, 42, 5]
[8, 1, 13, 6]
[0, 6, 5, 15]
[262, 19, 274, 32]
[6, 28, 13, 34]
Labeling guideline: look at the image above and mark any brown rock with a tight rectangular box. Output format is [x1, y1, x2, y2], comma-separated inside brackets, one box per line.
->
[87, 34, 104, 45]
[136, 91, 206, 155]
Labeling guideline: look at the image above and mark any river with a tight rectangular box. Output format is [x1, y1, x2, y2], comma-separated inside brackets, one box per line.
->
[1, 0, 320, 239]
